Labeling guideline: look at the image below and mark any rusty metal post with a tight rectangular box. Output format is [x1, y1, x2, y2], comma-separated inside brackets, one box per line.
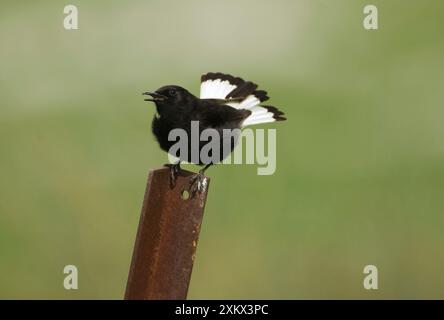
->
[124, 167, 210, 300]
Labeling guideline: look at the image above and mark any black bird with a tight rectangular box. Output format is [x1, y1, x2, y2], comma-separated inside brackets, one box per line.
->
[143, 72, 286, 195]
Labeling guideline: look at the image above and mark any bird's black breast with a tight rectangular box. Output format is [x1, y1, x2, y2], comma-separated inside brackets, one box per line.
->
[152, 114, 183, 153]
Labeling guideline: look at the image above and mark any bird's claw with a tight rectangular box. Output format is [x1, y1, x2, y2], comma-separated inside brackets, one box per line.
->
[189, 171, 207, 197]
[164, 162, 181, 188]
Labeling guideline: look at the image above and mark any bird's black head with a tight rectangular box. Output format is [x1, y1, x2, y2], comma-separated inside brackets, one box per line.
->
[143, 85, 196, 116]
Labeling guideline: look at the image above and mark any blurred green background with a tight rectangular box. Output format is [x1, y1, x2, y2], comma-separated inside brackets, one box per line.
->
[1, 0, 444, 299]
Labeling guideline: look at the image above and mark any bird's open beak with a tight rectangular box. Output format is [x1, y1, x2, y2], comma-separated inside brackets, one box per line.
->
[142, 92, 167, 102]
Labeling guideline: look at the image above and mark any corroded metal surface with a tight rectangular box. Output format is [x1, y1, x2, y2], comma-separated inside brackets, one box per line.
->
[124, 167, 210, 300]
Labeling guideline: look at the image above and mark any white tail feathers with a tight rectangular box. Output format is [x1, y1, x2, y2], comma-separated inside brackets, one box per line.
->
[200, 79, 236, 99]
[226, 95, 262, 110]
[242, 106, 277, 127]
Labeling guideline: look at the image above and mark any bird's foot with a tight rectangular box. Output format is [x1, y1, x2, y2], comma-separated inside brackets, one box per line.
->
[164, 162, 181, 188]
[189, 170, 208, 197]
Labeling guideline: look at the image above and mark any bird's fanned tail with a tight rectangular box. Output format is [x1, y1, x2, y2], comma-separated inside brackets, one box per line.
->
[200, 72, 286, 126]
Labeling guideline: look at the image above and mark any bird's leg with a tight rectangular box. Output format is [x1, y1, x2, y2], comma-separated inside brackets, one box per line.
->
[164, 161, 181, 188]
[189, 164, 212, 197]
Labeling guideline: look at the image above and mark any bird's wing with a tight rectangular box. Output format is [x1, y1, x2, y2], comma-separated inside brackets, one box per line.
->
[196, 99, 251, 127]
[200, 72, 286, 126]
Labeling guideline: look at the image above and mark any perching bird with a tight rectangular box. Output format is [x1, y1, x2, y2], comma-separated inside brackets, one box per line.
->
[143, 72, 286, 195]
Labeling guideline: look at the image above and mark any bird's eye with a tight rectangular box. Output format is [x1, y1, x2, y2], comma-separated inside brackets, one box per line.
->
[169, 89, 177, 96]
